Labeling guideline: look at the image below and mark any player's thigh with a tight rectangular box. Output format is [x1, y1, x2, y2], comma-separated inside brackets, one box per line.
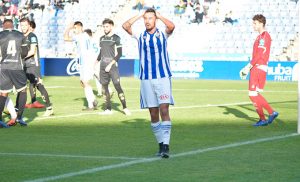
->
[0, 69, 14, 93]
[140, 80, 159, 109]
[248, 68, 259, 91]
[25, 66, 40, 84]
[257, 70, 267, 91]
[153, 77, 174, 105]
[11, 70, 27, 92]
[110, 66, 121, 85]
[100, 69, 110, 85]
[80, 67, 94, 82]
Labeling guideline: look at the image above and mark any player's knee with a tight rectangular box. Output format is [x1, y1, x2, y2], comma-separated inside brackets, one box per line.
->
[118, 93, 125, 100]
[248, 90, 258, 96]
[256, 88, 263, 93]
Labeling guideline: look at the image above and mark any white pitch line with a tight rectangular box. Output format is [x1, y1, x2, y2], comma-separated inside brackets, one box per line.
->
[46, 86, 297, 93]
[24, 133, 299, 182]
[0, 152, 142, 160]
[33, 102, 252, 121]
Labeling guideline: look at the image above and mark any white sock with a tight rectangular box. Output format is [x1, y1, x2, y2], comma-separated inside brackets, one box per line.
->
[95, 79, 102, 95]
[84, 86, 95, 108]
[151, 121, 163, 143]
[161, 121, 172, 145]
[108, 87, 113, 93]
[5, 97, 17, 119]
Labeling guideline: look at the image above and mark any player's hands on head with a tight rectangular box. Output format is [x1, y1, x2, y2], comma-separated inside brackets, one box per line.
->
[67, 22, 74, 29]
[156, 11, 161, 19]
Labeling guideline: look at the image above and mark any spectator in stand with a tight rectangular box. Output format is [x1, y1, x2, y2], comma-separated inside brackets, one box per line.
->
[9, 0, 19, 14]
[133, 0, 144, 11]
[194, 2, 203, 24]
[0, 14, 4, 30]
[223, 10, 238, 25]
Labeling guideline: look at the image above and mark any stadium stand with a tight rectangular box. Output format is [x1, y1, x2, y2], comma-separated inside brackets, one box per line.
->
[12, 0, 299, 61]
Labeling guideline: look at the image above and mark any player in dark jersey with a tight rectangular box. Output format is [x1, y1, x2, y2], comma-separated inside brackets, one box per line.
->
[0, 19, 29, 128]
[96, 18, 131, 115]
[20, 18, 54, 117]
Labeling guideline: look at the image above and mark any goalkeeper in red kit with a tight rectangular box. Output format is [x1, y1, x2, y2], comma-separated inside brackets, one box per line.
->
[239, 14, 278, 127]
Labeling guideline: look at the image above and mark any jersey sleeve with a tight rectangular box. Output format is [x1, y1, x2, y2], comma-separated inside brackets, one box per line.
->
[131, 30, 139, 41]
[29, 33, 38, 45]
[115, 35, 122, 48]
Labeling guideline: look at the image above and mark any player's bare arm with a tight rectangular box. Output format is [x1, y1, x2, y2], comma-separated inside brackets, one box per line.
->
[64, 23, 74, 41]
[25, 44, 37, 58]
[122, 13, 144, 35]
[156, 12, 175, 34]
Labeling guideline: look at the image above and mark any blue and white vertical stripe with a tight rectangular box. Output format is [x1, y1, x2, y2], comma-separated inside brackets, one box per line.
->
[138, 29, 172, 80]
[74, 33, 92, 66]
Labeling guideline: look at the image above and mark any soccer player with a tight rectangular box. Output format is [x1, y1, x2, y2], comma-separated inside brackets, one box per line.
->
[239, 14, 279, 127]
[84, 29, 114, 98]
[0, 19, 29, 127]
[122, 8, 175, 158]
[96, 18, 130, 115]
[64, 21, 98, 111]
[20, 18, 54, 117]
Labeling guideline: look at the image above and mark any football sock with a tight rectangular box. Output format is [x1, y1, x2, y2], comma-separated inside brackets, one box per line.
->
[84, 86, 95, 108]
[161, 121, 172, 145]
[118, 93, 127, 109]
[37, 83, 51, 107]
[16, 91, 27, 120]
[257, 94, 273, 115]
[151, 121, 163, 143]
[0, 96, 7, 121]
[249, 96, 266, 120]
[5, 97, 17, 119]
[29, 83, 37, 103]
[95, 79, 102, 95]
[103, 84, 111, 110]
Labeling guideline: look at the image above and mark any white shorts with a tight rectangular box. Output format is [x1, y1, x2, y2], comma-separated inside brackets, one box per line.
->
[140, 77, 174, 109]
[80, 65, 94, 82]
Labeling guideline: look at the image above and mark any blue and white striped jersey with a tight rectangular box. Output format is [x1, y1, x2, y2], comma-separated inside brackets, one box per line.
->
[133, 29, 172, 80]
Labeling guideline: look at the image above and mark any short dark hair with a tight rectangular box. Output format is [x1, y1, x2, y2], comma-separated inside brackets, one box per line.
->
[102, 18, 114, 26]
[30, 21, 36, 29]
[145, 8, 156, 17]
[253, 14, 266, 26]
[19, 17, 30, 24]
[74, 21, 83, 27]
[3, 19, 13, 29]
[84, 29, 92, 36]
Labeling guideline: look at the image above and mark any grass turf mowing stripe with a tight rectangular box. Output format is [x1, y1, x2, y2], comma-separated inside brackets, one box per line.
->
[0, 152, 142, 160]
[24, 133, 299, 182]
[33, 102, 253, 121]
[46, 86, 297, 93]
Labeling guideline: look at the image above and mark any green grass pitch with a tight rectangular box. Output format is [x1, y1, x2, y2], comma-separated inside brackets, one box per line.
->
[0, 76, 299, 182]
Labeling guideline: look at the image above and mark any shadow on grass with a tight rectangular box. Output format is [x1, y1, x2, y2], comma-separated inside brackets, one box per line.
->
[219, 100, 296, 124]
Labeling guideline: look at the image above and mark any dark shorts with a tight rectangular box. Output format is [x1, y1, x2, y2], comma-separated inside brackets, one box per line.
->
[0, 69, 27, 93]
[24, 66, 41, 84]
[100, 64, 120, 85]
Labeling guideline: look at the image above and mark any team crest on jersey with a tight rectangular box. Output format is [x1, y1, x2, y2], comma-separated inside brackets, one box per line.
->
[31, 37, 37, 43]
[259, 39, 265, 46]
[155, 31, 160, 38]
